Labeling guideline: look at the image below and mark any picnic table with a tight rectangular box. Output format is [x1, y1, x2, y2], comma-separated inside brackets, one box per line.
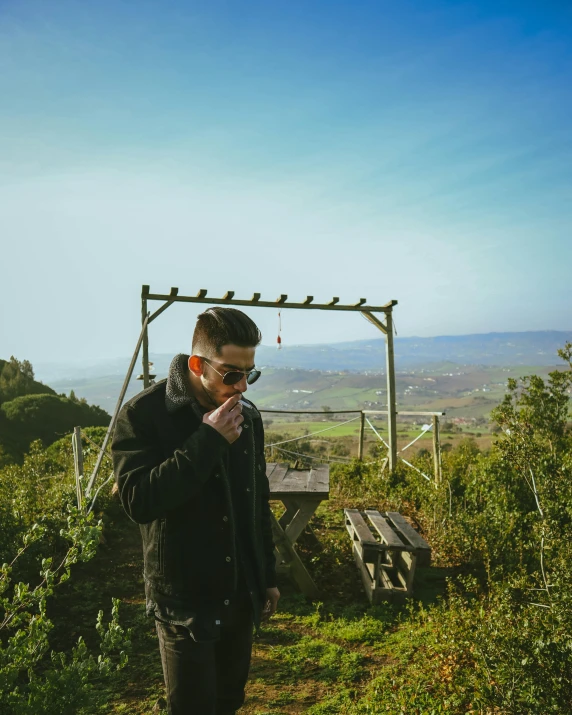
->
[266, 462, 329, 598]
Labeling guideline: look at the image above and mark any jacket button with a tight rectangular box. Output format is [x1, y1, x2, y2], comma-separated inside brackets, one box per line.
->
[246, 488, 251, 493]
[224, 599, 230, 605]
[244, 450, 248, 454]
[226, 556, 231, 562]
[222, 516, 228, 522]
[214, 473, 220, 478]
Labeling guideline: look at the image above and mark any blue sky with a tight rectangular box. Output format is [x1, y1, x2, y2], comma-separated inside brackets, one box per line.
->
[1, 0, 571, 367]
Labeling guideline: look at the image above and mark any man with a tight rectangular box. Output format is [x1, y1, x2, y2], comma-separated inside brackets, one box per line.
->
[112, 307, 280, 715]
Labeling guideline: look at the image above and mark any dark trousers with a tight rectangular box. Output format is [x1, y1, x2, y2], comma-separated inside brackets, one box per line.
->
[155, 592, 254, 715]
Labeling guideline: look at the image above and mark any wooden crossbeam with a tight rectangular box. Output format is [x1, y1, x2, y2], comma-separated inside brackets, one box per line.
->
[144, 289, 397, 313]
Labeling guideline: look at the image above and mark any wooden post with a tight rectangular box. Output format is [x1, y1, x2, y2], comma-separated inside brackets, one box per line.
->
[85, 313, 150, 497]
[72, 426, 84, 510]
[432, 415, 441, 485]
[142, 285, 150, 389]
[358, 411, 365, 461]
[385, 308, 398, 472]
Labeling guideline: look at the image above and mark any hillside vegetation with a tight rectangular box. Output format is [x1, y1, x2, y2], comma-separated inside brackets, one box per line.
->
[0, 357, 110, 466]
[0, 345, 571, 713]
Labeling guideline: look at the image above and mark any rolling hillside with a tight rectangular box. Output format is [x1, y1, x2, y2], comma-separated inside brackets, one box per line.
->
[48, 363, 562, 421]
[38, 330, 571, 418]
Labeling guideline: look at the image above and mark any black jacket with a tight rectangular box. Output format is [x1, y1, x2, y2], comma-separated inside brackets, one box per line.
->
[111, 354, 276, 637]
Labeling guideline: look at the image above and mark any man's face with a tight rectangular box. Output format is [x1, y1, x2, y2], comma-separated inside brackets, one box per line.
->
[196, 343, 257, 408]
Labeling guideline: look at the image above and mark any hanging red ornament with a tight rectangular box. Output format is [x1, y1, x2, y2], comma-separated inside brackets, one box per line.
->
[277, 311, 282, 350]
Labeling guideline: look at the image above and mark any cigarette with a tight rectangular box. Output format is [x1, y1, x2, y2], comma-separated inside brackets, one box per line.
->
[229, 398, 250, 412]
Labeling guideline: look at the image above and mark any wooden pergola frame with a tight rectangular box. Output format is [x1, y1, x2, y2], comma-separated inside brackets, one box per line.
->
[140, 285, 400, 470]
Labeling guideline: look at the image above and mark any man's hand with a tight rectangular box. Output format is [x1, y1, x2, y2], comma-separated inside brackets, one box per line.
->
[261, 586, 280, 621]
[203, 394, 244, 444]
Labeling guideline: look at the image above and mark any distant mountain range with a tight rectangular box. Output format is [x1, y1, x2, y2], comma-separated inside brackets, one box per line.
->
[263, 330, 572, 371]
[36, 330, 572, 384]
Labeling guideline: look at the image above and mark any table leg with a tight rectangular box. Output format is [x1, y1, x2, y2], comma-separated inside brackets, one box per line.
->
[279, 498, 323, 549]
[284, 500, 321, 544]
[270, 511, 320, 599]
[278, 499, 298, 530]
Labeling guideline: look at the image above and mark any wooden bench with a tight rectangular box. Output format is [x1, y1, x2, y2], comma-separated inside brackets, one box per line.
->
[344, 508, 431, 603]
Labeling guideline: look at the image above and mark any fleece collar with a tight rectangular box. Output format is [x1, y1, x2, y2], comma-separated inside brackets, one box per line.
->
[165, 353, 205, 417]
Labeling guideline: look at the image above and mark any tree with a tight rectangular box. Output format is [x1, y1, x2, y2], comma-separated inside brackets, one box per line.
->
[0, 357, 54, 405]
[1, 394, 110, 460]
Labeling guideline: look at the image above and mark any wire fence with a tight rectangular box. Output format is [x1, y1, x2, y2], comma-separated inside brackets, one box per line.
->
[263, 408, 441, 483]
[72, 403, 443, 513]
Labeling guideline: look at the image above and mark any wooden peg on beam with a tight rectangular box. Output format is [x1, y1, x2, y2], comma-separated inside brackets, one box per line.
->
[353, 298, 367, 307]
[276, 294, 288, 304]
[196, 289, 207, 298]
[251, 293, 261, 302]
[222, 291, 235, 300]
[170, 287, 179, 296]
[328, 297, 339, 305]
[303, 296, 314, 305]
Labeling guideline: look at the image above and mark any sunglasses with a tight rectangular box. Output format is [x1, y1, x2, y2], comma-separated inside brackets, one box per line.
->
[201, 358, 261, 386]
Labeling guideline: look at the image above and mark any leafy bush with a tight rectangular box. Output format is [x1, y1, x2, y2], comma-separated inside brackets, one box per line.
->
[1, 394, 109, 465]
[0, 509, 131, 715]
[0, 427, 129, 714]
[329, 343, 572, 712]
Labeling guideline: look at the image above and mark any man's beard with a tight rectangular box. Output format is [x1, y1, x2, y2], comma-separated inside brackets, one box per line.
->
[200, 382, 221, 409]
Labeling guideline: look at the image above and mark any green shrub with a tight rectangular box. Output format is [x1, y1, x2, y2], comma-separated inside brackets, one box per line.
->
[0, 426, 127, 713]
[0, 395, 110, 467]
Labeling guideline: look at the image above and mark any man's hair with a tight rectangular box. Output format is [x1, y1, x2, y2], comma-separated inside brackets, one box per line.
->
[192, 307, 262, 357]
